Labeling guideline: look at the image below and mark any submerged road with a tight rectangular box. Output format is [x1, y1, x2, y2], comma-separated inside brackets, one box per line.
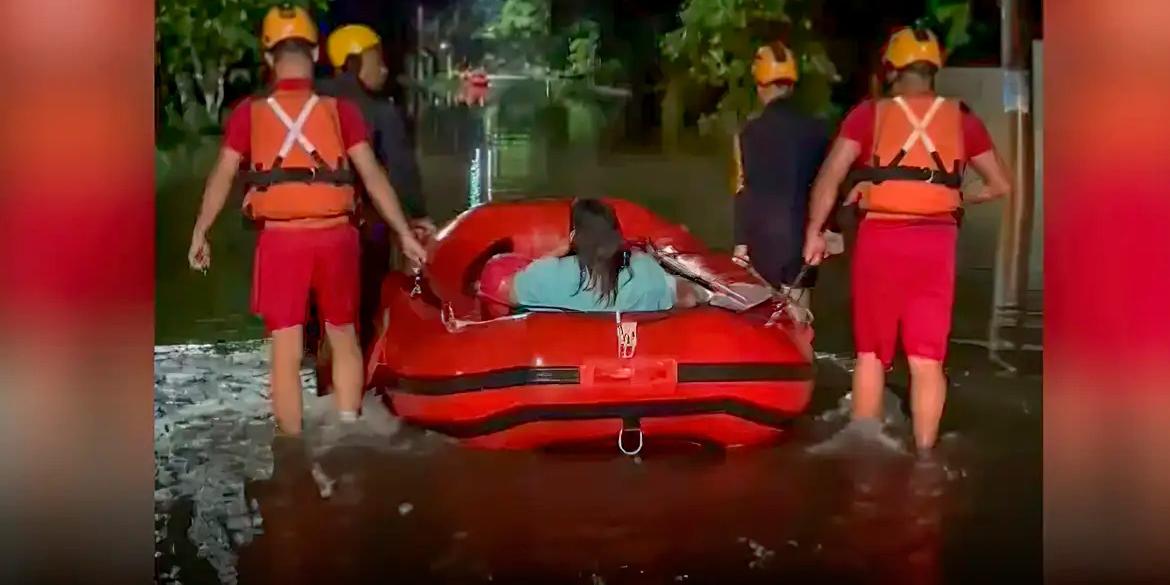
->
[155, 107, 1040, 583]
[154, 341, 1040, 585]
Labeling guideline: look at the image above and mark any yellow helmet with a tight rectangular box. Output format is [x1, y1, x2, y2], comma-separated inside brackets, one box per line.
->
[752, 42, 799, 85]
[327, 24, 382, 69]
[883, 27, 943, 70]
[261, 5, 318, 50]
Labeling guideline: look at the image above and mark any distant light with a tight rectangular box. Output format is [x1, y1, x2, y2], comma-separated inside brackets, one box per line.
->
[468, 147, 483, 207]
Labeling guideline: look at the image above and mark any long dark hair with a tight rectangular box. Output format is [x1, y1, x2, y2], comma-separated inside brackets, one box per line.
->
[570, 199, 629, 306]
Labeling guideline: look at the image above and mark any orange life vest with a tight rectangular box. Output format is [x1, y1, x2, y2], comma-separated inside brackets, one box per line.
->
[242, 88, 356, 222]
[855, 95, 965, 216]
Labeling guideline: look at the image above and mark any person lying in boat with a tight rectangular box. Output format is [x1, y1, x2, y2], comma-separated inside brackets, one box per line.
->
[481, 199, 707, 314]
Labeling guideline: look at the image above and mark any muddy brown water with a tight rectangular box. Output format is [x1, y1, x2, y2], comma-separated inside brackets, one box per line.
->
[154, 343, 1040, 584]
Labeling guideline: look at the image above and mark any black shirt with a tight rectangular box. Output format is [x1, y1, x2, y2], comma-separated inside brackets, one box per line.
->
[316, 73, 427, 219]
[734, 99, 829, 288]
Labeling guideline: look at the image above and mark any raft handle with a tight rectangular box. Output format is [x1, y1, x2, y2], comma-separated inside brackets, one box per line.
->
[618, 419, 644, 456]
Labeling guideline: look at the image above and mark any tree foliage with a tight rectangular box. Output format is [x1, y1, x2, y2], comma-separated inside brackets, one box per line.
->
[564, 19, 600, 77]
[922, 0, 973, 52]
[660, 0, 839, 135]
[475, 0, 552, 70]
[156, 0, 328, 139]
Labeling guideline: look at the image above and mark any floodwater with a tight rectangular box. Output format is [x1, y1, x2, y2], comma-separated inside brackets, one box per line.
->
[155, 84, 1042, 583]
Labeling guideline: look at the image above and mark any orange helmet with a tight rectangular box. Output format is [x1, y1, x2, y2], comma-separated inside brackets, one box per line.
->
[752, 42, 799, 85]
[261, 5, 318, 50]
[882, 27, 943, 70]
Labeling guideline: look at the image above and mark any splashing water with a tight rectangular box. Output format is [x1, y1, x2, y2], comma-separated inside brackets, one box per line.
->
[305, 392, 405, 459]
[738, 536, 776, 570]
[155, 342, 299, 584]
[815, 390, 910, 429]
[154, 342, 405, 584]
[812, 351, 911, 431]
[814, 351, 857, 373]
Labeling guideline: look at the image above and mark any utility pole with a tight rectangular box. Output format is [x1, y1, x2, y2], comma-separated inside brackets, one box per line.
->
[416, 4, 425, 81]
[988, 0, 1036, 371]
[414, 3, 425, 164]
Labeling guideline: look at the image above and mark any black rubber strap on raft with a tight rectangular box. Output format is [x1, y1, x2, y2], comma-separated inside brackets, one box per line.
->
[622, 416, 641, 431]
[380, 362, 815, 396]
[400, 398, 799, 439]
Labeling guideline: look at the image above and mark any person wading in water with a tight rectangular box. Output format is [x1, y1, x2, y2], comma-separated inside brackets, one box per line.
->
[731, 39, 839, 308]
[803, 27, 1011, 456]
[187, 6, 425, 435]
[308, 23, 436, 370]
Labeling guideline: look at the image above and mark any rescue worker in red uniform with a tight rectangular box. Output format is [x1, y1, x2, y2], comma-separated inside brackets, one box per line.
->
[731, 40, 835, 309]
[187, 6, 425, 436]
[803, 27, 1012, 455]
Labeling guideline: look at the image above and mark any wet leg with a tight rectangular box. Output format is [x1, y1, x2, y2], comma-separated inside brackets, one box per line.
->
[270, 325, 305, 435]
[325, 323, 363, 417]
[907, 356, 947, 451]
[898, 221, 957, 453]
[808, 351, 903, 455]
[851, 352, 886, 421]
[849, 220, 898, 423]
[313, 226, 363, 418]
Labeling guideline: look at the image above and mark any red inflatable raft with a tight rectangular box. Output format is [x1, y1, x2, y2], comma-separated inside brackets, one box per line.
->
[364, 198, 815, 452]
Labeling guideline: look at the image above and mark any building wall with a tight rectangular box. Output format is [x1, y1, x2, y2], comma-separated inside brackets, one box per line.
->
[936, 65, 1043, 295]
[936, 67, 1012, 274]
[1030, 41, 1043, 293]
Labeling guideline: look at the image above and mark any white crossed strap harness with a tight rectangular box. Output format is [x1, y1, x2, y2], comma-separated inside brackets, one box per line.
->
[247, 94, 354, 190]
[269, 94, 321, 163]
[848, 95, 963, 189]
[892, 95, 944, 160]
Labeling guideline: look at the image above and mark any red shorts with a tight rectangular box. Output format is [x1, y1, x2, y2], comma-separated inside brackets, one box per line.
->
[252, 225, 360, 332]
[851, 218, 958, 367]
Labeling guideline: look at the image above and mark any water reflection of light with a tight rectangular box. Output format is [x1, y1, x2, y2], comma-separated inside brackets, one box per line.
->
[468, 147, 482, 208]
[485, 142, 493, 202]
[484, 112, 494, 202]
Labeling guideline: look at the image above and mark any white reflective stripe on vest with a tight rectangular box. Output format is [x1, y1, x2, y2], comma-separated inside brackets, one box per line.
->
[265, 94, 320, 159]
[892, 96, 946, 156]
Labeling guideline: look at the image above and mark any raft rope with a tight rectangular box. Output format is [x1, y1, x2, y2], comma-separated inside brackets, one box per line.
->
[730, 257, 815, 326]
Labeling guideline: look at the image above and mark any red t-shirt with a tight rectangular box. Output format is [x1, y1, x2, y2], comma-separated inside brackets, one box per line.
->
[836, 97, 994, 164]
[221, 78, 368, 156]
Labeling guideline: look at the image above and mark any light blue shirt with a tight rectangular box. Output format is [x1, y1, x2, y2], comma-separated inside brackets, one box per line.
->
[513, 252, 676, 313]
